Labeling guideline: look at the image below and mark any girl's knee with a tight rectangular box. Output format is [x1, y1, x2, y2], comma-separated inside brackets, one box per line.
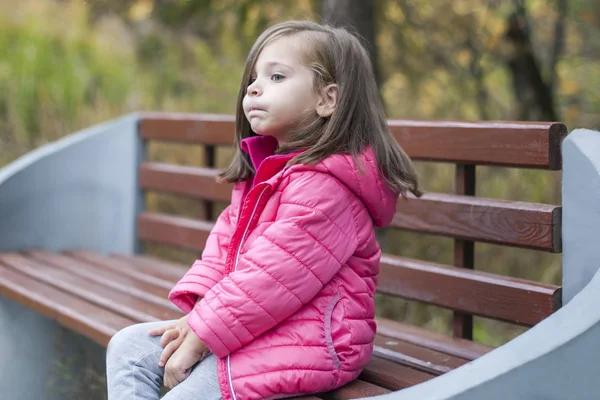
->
[107, 323, 152, 361]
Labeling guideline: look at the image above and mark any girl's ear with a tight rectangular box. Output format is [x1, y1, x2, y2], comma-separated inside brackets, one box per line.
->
[316, 84, 338, 118]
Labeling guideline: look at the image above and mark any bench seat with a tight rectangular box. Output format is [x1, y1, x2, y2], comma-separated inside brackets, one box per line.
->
[0, 249, 492, 399]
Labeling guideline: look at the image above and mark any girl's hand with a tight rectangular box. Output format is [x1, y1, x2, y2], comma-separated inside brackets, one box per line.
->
[164, 333, 210, 388]
[149, 315, 191, 367]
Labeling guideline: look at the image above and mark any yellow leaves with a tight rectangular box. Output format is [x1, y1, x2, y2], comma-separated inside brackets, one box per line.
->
[386, 1, 405, 24]
[560, 78, 580, 96]
[129, 0, 154, 22]
[483, 17, 506, 49]
[457, 50, 472, 68]
[565, 105, 581, 122]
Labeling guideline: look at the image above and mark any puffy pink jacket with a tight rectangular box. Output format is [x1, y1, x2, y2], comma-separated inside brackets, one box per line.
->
[169, 142, 398, 399]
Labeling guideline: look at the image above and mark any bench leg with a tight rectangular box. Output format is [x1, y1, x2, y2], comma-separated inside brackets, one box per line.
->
[0, 297, 107, 399]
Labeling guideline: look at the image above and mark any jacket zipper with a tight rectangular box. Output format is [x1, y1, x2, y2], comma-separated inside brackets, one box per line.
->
[227, 184, 270, 400]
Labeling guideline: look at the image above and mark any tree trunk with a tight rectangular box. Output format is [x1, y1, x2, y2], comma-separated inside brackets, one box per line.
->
[321, 0, 381, 87]
[504, 6, 559, 121]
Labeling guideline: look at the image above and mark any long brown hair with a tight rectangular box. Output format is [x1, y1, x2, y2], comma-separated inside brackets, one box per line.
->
[219, 20, 420, 197]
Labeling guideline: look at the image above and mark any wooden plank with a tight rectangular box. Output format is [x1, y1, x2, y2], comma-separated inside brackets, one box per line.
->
[0, 257, 133, 346]
[139, 113, 236, 145]
[0, 253, 176, 323]
[26, 251, 177, 310]
[138, 163, 562, 252]
[360, 356, 435, 391]
[66, 250, 186, 288]
[139, 162, 232, 203]
[321, 379, 390, 400]
[388, 120, 566, 169]
[377, 255, 561, 326]
[27, 249, 174, 292]
[111, 253, 189, 281]
[292, 397, 321, 400]
[393, 193, 562, 252]
[373, 334, 467, 375]
[375, 318, 492, 361]
[139, 113, 567, 169]
[138, 212, 213, 252]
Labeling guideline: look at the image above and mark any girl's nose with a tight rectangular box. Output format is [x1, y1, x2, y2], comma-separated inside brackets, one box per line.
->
[247, 81, 262, 97]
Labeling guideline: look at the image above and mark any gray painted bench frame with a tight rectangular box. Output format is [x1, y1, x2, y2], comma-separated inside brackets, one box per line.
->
[0, 113, 599, 399]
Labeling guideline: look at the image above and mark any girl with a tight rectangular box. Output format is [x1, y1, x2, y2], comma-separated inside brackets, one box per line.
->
[106, 20, 419, 400]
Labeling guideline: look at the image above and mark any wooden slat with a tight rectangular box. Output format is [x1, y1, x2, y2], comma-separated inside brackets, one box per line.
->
[388, 120, 566, 169]
[0, 257, 133, 346]
[321, 379, 390, 400]
[65, 250, 186, 289]
[138, 164, 562, 252]
[140, 162, 232, 202]
[139, 113, 567, 169]
[393, 193, 562, 252]
[138, 212, 212, 252]
[292, 397, 322, 400]
[378, 255, 561, 326]
[140, 113, 236, 145]
[375, 318, 492, 361]
[0, 253, 176, 323]
[360, 356, 435, 391]
[26, 251, 177, 310]
[136, 213, 560, 325]
[373, 334, 467, 375]
[111, 253, 189, 281]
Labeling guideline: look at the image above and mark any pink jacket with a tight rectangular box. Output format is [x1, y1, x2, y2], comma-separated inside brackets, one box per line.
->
[169, 142, 398, 399]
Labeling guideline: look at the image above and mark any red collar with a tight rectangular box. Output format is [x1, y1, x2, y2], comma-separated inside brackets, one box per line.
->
[240, 136, 301, 187]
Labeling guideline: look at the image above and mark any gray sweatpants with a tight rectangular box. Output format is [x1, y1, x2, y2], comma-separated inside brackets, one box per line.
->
[106, 320, 222, 400]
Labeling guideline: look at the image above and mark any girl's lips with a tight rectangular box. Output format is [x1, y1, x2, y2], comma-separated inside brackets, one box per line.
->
[247, 107, 266, 116]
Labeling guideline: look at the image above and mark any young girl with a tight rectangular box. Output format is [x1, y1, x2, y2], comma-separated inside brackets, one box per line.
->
[106, 20, 419, 400]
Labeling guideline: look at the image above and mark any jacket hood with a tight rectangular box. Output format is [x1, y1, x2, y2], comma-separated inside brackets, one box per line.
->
[312, 149, 399, 227]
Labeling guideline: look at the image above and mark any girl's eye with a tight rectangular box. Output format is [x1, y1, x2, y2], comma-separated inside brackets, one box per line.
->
[271, 74, 285, 82]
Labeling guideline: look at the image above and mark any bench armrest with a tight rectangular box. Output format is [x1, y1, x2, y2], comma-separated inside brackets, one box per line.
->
[362, 128, 600, 400]
[0, 114, 143, 254]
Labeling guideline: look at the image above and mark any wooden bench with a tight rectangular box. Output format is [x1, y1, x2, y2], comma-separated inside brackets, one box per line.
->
[0, 113, 568, 399]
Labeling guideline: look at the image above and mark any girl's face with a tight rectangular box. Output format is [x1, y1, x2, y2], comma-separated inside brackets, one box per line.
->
[243, 37, 320, 142]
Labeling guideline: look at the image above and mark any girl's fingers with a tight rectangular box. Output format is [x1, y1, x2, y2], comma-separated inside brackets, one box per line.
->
[158, 336, 184, 367]
[160, 329, 180, 348]
[148, 323, 174, 336]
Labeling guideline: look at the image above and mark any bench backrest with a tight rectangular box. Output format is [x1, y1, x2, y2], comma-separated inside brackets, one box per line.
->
[136, 112, 567, 342]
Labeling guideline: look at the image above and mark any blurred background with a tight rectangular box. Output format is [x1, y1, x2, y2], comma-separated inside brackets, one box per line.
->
[0, 0, 598, 362]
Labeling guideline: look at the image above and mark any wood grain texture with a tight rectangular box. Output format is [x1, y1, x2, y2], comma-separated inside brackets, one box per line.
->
[360, 356, 435, 390]
[393, 193, 562, 252]
[26, 251, 173, 302]
[321, 379, 391, 399]
[140, 162, 232, 202]
[111, 253, 189, 281]
[378, 255, 561, 326]
[375, 318, 492, 361]
[373, 334, 468, 375]
[0, 253, 177, 322]
[388, 120, 567, 169]
[135, 212, 560, 325]
[138, 163, 562, 252]
[138, 212, 213, 251]
[0, 257, 133, 346]
[139, 113, 236, 145]
[139, 113, 567, 169]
